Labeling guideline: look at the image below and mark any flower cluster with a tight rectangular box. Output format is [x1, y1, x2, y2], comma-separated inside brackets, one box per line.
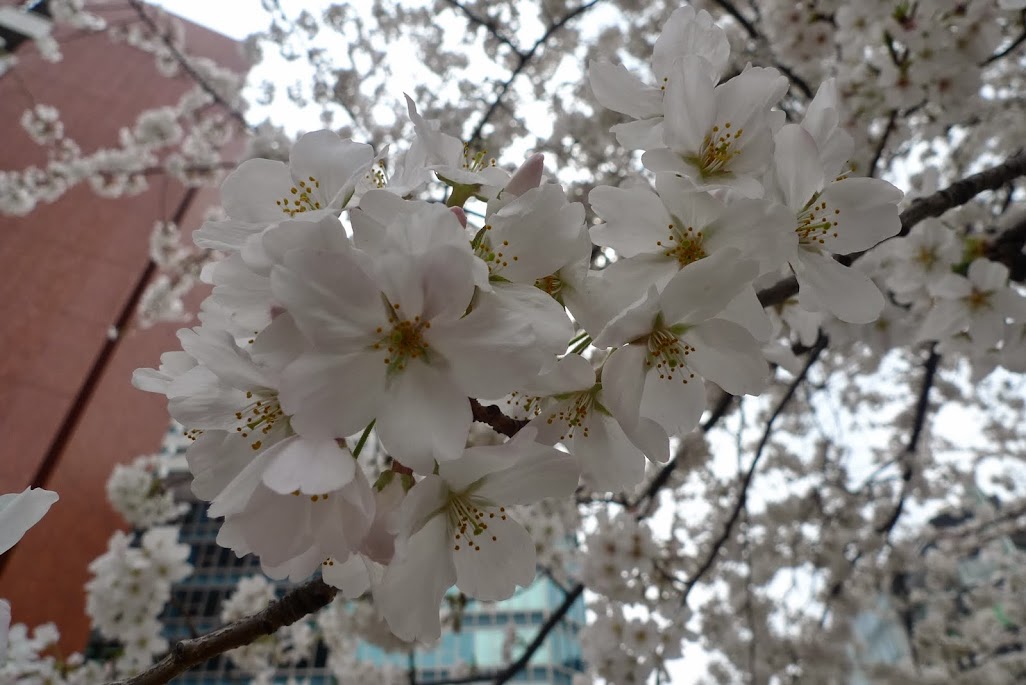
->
[105, 454, 188, 528]
[84, 527, 192, 676]
[132, 5, 907, 645]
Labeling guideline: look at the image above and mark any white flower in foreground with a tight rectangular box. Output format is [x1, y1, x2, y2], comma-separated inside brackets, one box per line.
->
[508, 354, 669, 491]
[274, 201, 539, 472]
[589, 6, 730, 150]
[595, 250, 767, 443]
[0, 488, 58, 556]
[194, 129, 373, 252]
[375, 429, 579, 642]
[771, 124, 903, 323]
[643, 58, 788, 196]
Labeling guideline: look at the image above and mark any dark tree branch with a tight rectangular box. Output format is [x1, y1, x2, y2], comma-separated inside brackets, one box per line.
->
[757, 149, 1026, 309]
[679, 337, 828, 608]
[441, 0, 525, 59]
[985, 215, 1026, 282]
[109, 578, 337, 685]
[128, 0, 253, 133]
[874, 346, 941, 539]
[468, 0, 601, 147]
[869, 109, 899, 178]
[470, 398, 530, 437]
[982, 11, 1026, 66]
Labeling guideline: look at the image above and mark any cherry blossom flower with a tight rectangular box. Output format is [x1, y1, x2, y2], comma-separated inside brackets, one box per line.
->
[0, 488, 59, 556]
[919, 258, 1026, 348]
[375, 429, 579, 642]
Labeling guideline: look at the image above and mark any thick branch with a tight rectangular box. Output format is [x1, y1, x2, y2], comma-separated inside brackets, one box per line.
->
[757, 149, 1026, 309]
[470, 398, 530, 437]
[109, 578, 337, 685]
[679, 337, 828, 608]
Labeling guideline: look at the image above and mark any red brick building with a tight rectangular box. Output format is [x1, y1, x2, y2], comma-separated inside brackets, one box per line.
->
[0, 1, 246, 650]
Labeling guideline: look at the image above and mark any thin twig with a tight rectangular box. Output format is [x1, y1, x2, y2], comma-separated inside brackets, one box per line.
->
[441, 0, 525, 59]
[679, 337, 828, 608]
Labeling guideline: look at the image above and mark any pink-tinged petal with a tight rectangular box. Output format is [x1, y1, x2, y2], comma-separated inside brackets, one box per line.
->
[600, 344, 648, 430]
[773, 124, 824, 212]
[504, 153, 545, 198]
[660, 248, 759, 324]
[262, 436, 356, 495]
[279, 352, 386, 440]
[574, 415, 647, 492]
[819, 177, 903, 254]
[589, 186, 674, 257]
[377, 513, 455, 642]
[376, 362, 471, 473]
[221, 158, 294, 223]
[271, 249, 384, 348]
[289, 130, 374, 210]
[663, 58, 717, 154]
[322, 555, 372, 599]
[185, 431, 254, 501]
[611, 118, 665, 151]
[684, 319, 768, 395]
[0, 488, 58, 555]
[472, 440, 579, 505]
[588, 60, 663, 119]
[640, 363, 706, 438]
[453, 512, 536, 601]
[794, 249, 885, 324]
[264, 544, 327, 582]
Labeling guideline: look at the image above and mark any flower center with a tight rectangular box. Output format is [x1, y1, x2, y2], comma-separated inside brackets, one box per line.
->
[275, 176, 323, 217]
[214, 390, 285, 452]
[544, 389, 600, 442]
[475, 233, 519, 276]
[796, 194, 841, 246]
[966, 288, 991, 311]
[460, 144, 496, 173]
[372, 299, 431, 374]
[643, 327, 697, 383]
[535, 273, 564, 297]
[915, 245, 938, 270]
[448, 496, 505, 552]
[692, 122, 743, 178]
[656, 221, 706, 268]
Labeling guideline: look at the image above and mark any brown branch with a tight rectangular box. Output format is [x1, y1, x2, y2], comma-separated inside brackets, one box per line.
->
[470, 398, 530, 437]
[757, 149, 1026, 309]
[985, 215, 1026, 282]
[679, 336, 828, 608]
[982, 11, 1026, 66]
[441, 0, 525, 59]
[127, 0, 253, 133]
[468, 0, 601, 147]
[869, 109, 899, 178]
[108, 578, 337, 685]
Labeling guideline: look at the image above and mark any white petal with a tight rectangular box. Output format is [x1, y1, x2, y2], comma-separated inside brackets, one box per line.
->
[472, 441, 579, 505]
[376, 363, 471, 473]
[279, 352, 386, 440]
[322, 555, 372, 599]
[640, 363, 706, 438]
[207, 449, 277, 518]
[289, 130, 374, 210]
[599, 344, 648, 430]
[0, 488, 59, 555]
[663, 57, 716, 155]
[377, 514, 455, 643]
[773, 124, 824, 212]
[221, 158, 293, 223]
[684, 319, 768, 395]
[593, 285, 662, 349]
[453, 513, 536, 601]
[589, 186, 673, 257]
[794, 249, 885, 324]
[588, 60, 663, 119]
[611, 118, 665, 151]
[574, 414, 647, 492]
[659, 248, 759, 324]
[262, 436, 356, 495]
[185, 431, 253, 501]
